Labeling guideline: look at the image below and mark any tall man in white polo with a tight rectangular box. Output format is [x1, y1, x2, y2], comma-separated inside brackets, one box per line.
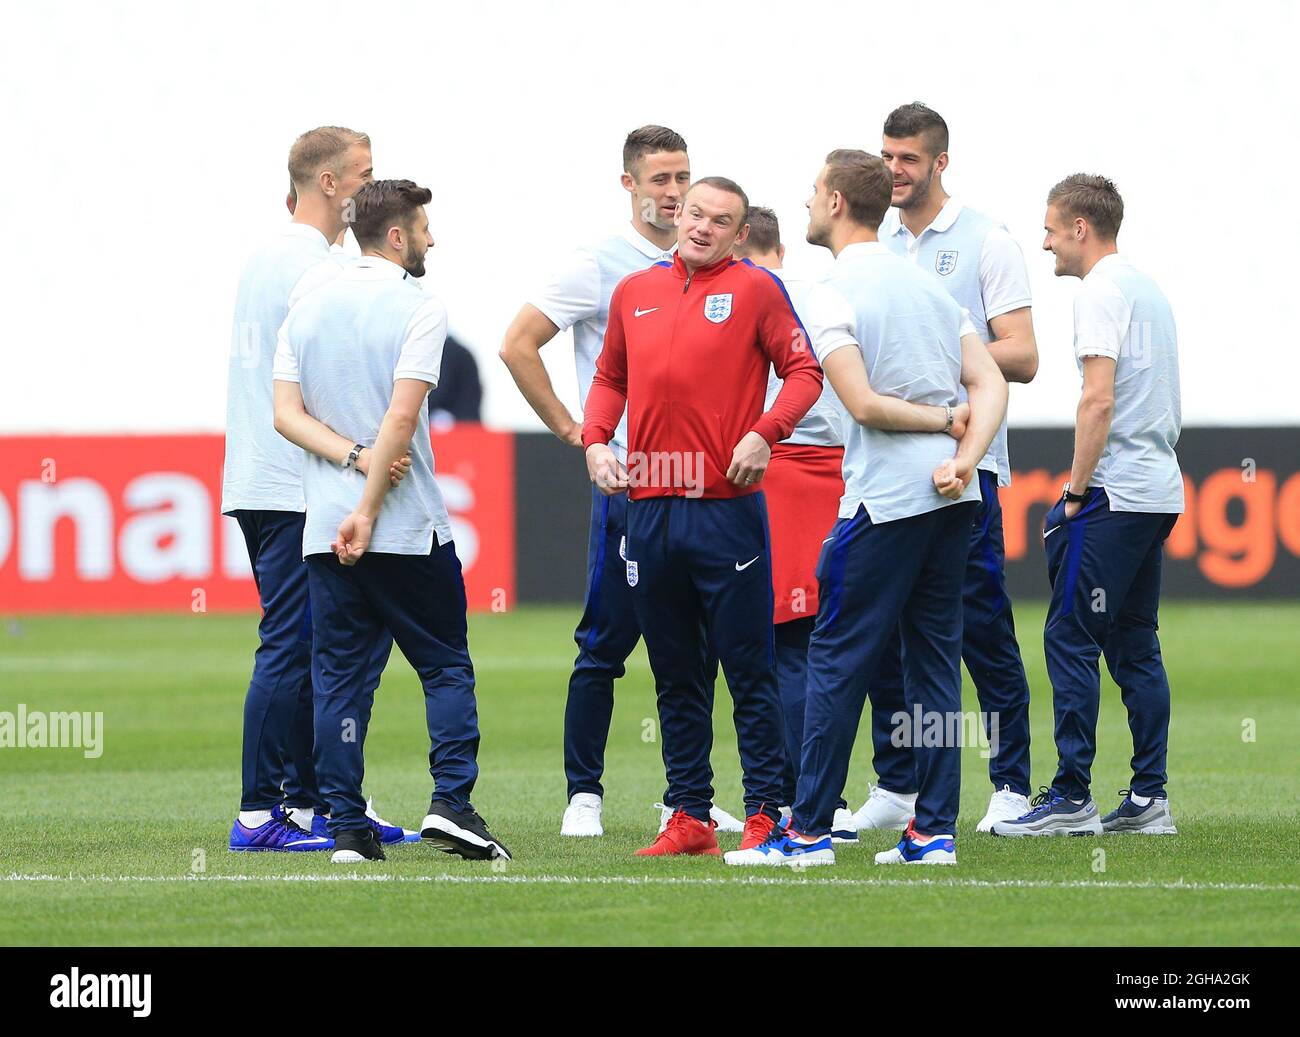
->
[854, 103, 1041, 833]
[500, 126, 738, 838]
[223, 126, 383, 852]
[994, 174, 1182, 837]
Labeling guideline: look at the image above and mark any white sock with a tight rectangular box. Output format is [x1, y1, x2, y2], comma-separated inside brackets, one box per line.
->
[238, 810, 273, 827]
[1129, 793, 1152, 807]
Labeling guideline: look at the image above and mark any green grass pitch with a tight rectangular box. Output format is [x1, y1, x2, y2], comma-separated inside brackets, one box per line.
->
[0, 603, 1296, 946]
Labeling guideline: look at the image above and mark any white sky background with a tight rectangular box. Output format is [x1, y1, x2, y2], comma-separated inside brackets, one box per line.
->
[1, 0, 1296, 433]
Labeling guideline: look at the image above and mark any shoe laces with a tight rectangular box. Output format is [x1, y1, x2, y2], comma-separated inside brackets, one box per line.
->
[277, 808, 313, 837]
[742, 812, 774, 842]
[660, 809, 706, 846]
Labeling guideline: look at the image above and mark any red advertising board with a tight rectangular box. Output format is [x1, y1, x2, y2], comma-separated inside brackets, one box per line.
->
[0, 429, 515, 613]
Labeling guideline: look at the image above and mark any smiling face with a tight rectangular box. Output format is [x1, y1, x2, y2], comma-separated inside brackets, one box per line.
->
[676, 183, 748, 268]
[1042, 203, 1083, 277]
[627, 150, 691, 231]
[881, 133, 942, 210]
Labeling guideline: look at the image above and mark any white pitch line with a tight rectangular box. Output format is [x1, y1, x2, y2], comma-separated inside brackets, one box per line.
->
[2, 873, 1295, 893]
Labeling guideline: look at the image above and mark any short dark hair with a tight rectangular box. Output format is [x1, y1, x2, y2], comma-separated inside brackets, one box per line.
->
[288, 125, 369, 189]
[623, 125, 688, 177]
[687, 176, 749, 223]
[823, 149, 893, 230]
[882, 102, 949, 158]
[1047, 173, 1124, 241]
[351, 179, 432, 249]
[734, 205, 780, 257]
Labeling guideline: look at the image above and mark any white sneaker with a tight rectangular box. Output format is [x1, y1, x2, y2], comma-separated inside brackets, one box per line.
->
[654, 802, 745, 834]
[831, 807, 859, 844]
[976, 785, 1032, 833]
[851, 785, 916, 831]
[709, 804, 745, 833]
[561, 793, 604, 837]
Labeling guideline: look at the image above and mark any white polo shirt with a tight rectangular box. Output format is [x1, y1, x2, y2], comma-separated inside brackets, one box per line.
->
[1073, 253, 1183, 514]
[273, 255, 454, 557]
[818, 242, 981, 524]
[761, 268, 855, 448]
[221, 222, 335, 514]
[529, 222, 676, 461]
[882, 199, 1032, 486]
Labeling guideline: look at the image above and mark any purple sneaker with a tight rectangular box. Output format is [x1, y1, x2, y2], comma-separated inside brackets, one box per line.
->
[229, 805, 333, 852]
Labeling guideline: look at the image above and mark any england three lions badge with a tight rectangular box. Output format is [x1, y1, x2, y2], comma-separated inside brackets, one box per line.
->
[704, 293, 733, 323]
[935, 250, 958, 276]
[626, 560, 639, 587]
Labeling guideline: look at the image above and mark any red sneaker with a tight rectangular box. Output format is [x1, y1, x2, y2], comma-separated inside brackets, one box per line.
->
[635, 810, 721, 856]
[739, 811, 778, 850]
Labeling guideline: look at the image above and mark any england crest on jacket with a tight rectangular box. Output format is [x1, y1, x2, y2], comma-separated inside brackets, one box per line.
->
[704, 293, 733, 323]
[626, 560, 639, 587]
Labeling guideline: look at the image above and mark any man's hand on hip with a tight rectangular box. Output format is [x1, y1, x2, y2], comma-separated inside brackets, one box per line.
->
[727, 431, 771, 488]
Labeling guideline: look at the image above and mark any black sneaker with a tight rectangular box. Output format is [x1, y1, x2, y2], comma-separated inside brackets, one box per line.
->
[420, 801, 512, 861]
[330, 826, 386, 864]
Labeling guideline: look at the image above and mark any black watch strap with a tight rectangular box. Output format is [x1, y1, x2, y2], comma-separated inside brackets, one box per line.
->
[1063, 483, 1089, 504]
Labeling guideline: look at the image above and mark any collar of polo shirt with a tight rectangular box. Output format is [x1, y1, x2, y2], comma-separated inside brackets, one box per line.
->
[283, 221, 330, 248]
[1084, 252, 1125, 280]
[885, 196, 963, 241]
[836, 241, 892, 262]
[623, 221, 676, 260]
[347, 254, 412, 279]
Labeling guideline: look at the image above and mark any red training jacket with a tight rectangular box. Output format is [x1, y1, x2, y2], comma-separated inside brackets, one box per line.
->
[582, 254, 824, 500]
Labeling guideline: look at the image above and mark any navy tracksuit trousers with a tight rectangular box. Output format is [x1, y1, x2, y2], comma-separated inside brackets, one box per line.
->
[565, 485, 716, 800]
[867, 470, 1032, 797]
[794, 502, 976, 837]
[233, 509, 392, 812]
[1042, 489, 1177, 800]
[774, 617, 845, 813]
[306, 541, 479, 835]
[626, 493, 785, 824]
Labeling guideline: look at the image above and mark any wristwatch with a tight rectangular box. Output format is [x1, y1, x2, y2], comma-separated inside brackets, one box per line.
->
[943, 404, 954, 434]
[1062, 482, 1089, 504]
[342, 443, 365, 470]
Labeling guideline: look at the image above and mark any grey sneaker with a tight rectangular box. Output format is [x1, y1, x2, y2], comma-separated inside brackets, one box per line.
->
[989, 787, 1103, 836]
[1101, 791, 1178, 835]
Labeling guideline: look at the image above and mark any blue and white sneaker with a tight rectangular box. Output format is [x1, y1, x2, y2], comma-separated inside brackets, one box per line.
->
[366, 797, 421, 844]
[724, 819, 835, 867]
[874, 822, 956, 865]
[1101, 790, 1178, 835]
[229, 805, 332, 852]
[305, 799, 421, 845]
[831, 807, 859, 844]
[989, 787, 1103, 837]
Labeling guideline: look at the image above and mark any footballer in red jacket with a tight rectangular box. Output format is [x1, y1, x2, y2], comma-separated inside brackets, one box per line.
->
[583, 177, 823, 858]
